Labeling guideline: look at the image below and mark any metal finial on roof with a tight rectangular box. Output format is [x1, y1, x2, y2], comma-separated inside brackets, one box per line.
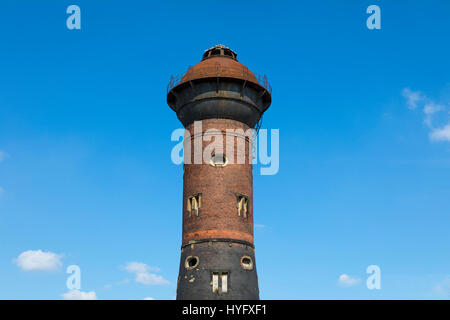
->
[204, 44, 237, 56]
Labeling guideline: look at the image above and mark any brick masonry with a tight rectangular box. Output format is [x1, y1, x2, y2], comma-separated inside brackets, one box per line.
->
[182, 119, 254, 245]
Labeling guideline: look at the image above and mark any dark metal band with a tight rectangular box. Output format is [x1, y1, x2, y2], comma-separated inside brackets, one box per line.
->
[181, 238, 255, 249]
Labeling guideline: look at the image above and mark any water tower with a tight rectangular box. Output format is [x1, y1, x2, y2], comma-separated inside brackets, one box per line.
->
[167, 45, 272, 299]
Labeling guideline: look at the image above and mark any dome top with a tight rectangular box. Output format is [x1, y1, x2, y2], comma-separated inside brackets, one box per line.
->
[167, 45, 271, 95]
[181, 52, 258, 84]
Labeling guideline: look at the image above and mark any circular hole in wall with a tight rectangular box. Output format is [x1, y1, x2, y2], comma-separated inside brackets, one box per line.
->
[185, 256, 199, 269]
[241, 256, 253, 270]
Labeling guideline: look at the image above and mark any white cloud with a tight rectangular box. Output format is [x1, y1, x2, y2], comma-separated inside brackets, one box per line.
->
[14, 250, 63, 271]
[403, 87, 450, 143]
[423, 102, 445, 126]
[430, 124, 450, 142]
[338, 274, 361, 287]
[124, 262, 160, 273]
[143, 297, 155, 300]
[135, 272, 169, 285]
[433, 277, 450, 298]
[124, 262, 169, 286]
[402, 88, 423, 109]
[424, 103, 444, 115]
[61, 290, 98, 300]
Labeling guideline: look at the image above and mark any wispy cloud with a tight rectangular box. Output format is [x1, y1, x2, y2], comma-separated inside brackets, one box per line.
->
[124, 262, 169, 286]
[423, 102, 445, 126]
[402, 88, 424, 110]
[338, 274, 361, 287]
[14, 250, 63, 272]
[430, 124, 450, 142]
[61, 290, 98, 300]
[125, 262, 160, 273]
[402, 87, 450, 142]
[433, 276, 450, 298]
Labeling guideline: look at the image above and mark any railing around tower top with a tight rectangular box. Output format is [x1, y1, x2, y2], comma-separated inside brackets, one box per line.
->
[167, 65, 272, 94]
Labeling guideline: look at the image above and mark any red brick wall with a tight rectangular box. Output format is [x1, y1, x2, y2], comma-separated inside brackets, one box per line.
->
[182, 119, 254, 244]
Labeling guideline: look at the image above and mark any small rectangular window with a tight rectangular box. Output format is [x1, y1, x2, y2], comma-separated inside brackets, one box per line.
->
[221, 273, 228, 293]
[212, 273, 219, 293]
[212, 272, 228, 294]
[187, 193, 202, 217]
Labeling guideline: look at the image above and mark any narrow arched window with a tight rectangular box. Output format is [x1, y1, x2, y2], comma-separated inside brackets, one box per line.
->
[187, 193, 202, 217]
[243, 198, 248, 218]
[236, 194, 249, 218]
[186, 198, 191, 216]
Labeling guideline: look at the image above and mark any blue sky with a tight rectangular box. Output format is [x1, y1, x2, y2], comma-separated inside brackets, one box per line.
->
[0, 0, 449, 299]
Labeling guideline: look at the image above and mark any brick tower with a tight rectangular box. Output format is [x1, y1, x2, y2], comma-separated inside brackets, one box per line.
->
[167, 45, 272, 300]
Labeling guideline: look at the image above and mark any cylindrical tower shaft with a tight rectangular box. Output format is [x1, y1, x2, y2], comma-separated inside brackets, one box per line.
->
[177, 119, 258, 299]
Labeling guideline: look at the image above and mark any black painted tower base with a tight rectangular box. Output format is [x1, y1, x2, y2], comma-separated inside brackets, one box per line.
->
[176, 240, 259, 300]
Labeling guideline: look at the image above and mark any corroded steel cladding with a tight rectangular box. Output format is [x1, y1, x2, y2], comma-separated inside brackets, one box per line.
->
[177, 241, 259, 300]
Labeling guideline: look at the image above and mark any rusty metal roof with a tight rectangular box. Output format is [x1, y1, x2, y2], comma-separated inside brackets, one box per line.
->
[167, 45, 271, 95]
[182, 55, 258, 83]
